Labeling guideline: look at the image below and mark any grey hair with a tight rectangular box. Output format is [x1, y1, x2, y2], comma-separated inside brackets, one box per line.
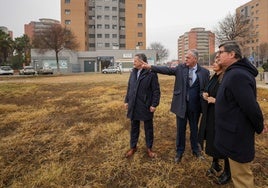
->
[188, 49, 199, 60]
[219, 41, 242, 59]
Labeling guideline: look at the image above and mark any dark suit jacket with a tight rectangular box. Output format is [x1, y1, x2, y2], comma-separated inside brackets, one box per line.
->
[151, 63, 209, 118]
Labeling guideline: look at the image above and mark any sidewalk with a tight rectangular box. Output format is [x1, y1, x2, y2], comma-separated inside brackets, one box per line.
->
[257, 79, 268, 89]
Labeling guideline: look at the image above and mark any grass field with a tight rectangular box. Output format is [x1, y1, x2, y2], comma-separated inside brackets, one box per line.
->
[0, 73, 267, 187]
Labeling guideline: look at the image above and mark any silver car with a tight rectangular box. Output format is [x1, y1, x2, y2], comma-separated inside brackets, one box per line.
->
[19, 66, 36, 75]
[0, 66, 14, 75]
[102, 66, 121, 74]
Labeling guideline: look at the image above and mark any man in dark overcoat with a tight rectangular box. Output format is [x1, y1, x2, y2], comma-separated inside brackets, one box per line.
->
[215, 41, 264, 187]
[124, 53, 160, 158]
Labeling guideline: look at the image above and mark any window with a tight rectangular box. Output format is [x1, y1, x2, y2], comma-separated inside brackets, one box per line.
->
[105, 34, 110, 38]
[104, 6, 110, 11]
[137, 42, 143, 46]
[138, 32, 143, 37]
[97, 24, 102, 29]
[137, 23, 143, 27]
[89, 6, 95, 11]
[120, 44, 126, 48]
[89, 25, 95, 29]
[112, 7, 117, 11]
[65, 20, 71, 25]
[89, 16, 95, 20]
[97, 43, 103, 47]
[138, 14, 142, 18]
[105, 24, 110, 29]
[65, 9, 71, 15]
[112, 16, 117, 20]
[105, 43, 110, 47]
[89, 43, 95, 47]
[89, 34, 95, 38]
[97, 6, 102, 10]
[65, 0, 70, 3]
[137, 4, 143, 8]
[112, 25, 117, 29]
[97, 15, 102, 20]
[97, 34, 102, 38]
[112, 34, 117, 38]
[104, 15, 110, 20]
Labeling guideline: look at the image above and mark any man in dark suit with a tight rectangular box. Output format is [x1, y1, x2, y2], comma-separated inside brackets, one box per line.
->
[124, 53, 161, 158]
[142, 49, 209, 162]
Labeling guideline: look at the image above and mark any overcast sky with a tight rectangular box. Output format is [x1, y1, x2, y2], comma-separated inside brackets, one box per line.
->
[0, 0, 250, 60]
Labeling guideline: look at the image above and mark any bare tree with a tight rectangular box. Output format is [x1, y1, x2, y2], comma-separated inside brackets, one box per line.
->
[214, 13, 252, 46]
[148, 42, 169, 63]
[32, 24, 79, 73]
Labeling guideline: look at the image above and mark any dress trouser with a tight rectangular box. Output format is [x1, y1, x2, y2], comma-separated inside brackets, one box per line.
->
[229, 158, 255, 188]
[176, 109, 200, 155]
[130, 119, 153, 149]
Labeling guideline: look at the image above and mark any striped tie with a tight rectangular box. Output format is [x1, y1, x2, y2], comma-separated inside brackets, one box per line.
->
[189, 68, 194, 86]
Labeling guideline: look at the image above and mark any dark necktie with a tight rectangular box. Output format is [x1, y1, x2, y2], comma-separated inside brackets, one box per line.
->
[189, 68, 194, 86]
[137, 70, 141, 79]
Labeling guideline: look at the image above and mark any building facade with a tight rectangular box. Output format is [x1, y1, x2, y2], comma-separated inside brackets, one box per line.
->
[31, 49, 156, 73]
[61, 0, 146, 51]
[24, 18, 61, 41]
[236, 0, 268, 63]
[177, 27, 215, 66]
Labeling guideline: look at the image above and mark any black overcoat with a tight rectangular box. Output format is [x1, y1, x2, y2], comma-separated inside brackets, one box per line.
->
[125, 68, 160, 121]
[198, 73, 224, 158]
[215, 58, 264, 163]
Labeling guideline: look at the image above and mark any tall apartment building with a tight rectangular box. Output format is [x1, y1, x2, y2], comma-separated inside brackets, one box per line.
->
[24, 18, 61, 41]
[236, 0, 268, 61]
[177, 27, 215, 65]
[61, 0, 146, 51]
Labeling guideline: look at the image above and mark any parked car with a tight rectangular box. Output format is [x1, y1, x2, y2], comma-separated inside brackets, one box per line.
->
[102, 66, 121, 74]
[0, 66, 14, 75]
[37, 67, 53, 75]
[19, 66, 36, 75]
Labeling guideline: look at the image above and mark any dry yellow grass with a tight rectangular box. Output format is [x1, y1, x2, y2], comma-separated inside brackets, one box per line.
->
[0, 73, 267, 187]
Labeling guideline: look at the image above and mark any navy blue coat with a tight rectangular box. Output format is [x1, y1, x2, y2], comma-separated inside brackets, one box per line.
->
[215, 58, 264, 163]
[151, 63, 209, 118]
[125, 68, 160, 121]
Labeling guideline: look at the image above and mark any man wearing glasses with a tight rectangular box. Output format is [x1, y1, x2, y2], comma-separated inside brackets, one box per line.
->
[214, 41, 264, 188]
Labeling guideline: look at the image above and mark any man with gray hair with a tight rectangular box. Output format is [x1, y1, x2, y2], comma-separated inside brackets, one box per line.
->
[141, 49, 209, 162]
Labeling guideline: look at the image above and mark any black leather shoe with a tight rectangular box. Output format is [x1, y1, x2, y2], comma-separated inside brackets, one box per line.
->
[175, 154, 183, 163]
[216, 171, 231, 185]
[206, 162, 222, 176]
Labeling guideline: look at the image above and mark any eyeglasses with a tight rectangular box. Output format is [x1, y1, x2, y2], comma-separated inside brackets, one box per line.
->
[218, 50, 228, 54]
